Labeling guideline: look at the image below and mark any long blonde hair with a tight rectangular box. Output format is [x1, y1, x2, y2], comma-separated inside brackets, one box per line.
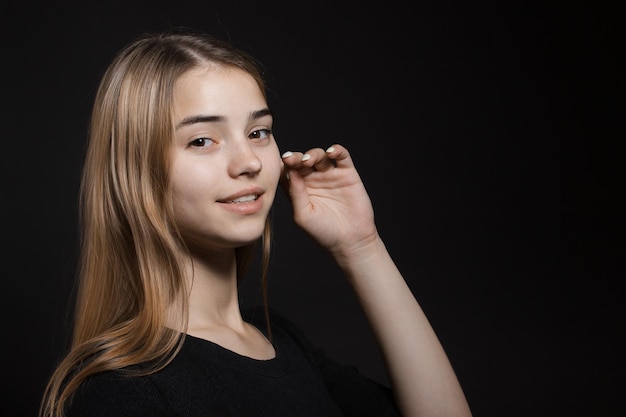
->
[40, 29, 273, 417]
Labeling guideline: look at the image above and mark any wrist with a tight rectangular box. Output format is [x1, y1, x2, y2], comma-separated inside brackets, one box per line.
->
[331, 233, 386, 269]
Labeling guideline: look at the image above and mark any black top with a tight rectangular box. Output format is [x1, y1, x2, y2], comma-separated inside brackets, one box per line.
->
[66, 308, 401, 416]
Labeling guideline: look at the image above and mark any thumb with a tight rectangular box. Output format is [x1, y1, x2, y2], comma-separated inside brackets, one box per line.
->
[282, 168, 310, 216]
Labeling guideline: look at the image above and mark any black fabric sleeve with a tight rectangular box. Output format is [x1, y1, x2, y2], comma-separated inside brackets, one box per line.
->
[312, 349, 402, 417]
[65, 369, 175, 417]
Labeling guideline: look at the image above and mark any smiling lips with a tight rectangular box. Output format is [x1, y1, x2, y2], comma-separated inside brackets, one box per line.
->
[227, 194, 258, 204]
[218, 188, 265, 214]
[218, 186, 264, 203]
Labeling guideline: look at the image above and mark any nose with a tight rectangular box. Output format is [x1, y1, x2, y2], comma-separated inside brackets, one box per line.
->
[227, 139, 262, 178]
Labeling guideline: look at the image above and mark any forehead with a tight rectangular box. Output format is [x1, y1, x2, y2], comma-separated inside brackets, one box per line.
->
[172, 65, 266, 115]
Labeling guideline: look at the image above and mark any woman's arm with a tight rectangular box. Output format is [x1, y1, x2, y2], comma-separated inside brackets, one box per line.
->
[281, 144, 472, 417]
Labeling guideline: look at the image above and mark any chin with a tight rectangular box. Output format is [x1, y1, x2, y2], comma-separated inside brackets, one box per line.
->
[227, 226, 266, 247]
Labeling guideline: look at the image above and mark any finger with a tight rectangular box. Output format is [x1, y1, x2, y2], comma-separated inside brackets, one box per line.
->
[281, 167, 310, 216]
[300, 147, 336, 172]
[280, 150, 304, 166]
[324, 144, 355, 169]
[281, 150, 314, 176]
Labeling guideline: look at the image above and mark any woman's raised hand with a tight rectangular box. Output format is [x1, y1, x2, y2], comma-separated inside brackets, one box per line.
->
[280, 144, 379, 257]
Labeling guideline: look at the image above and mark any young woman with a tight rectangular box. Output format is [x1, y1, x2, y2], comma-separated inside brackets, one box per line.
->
[40, 29, 472, 417]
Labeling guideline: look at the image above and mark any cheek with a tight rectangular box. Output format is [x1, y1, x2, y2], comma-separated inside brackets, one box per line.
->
[169, 158, 216, 207]
[170, 179, 196, 222]
[170, 164, 191, 203]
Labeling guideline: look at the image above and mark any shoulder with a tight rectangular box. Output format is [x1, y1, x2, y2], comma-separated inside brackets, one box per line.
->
[245, 306, 402, 417]
[66, 368, 173, 417]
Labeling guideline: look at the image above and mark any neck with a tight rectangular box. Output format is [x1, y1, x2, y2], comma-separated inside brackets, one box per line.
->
[183, 248, 244, 331]
[174, 246, 275, 360]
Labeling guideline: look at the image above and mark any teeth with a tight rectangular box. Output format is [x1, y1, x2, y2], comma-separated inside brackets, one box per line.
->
[229, 195, 257, 203]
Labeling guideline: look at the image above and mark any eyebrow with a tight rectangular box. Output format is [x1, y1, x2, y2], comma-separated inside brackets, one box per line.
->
[175, 108, 273, 130]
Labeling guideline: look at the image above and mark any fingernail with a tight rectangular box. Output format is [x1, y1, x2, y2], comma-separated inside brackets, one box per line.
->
[301, 154, 311, 161]
[281, 151, 293, 158]
[326, 146, 335, 153]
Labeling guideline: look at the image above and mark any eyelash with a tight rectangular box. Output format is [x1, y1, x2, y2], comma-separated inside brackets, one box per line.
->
[250, 128, 272, 140]
[188, 129, 272, 148]
[189, 137, 213, 148]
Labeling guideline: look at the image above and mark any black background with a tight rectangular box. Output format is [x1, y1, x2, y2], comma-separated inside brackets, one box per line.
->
[2, 1, 623, 416]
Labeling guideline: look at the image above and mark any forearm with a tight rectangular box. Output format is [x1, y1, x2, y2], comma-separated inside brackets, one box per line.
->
[333, 237, 472, 417]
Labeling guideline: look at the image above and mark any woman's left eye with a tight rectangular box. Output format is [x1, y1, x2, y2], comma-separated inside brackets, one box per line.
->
[189, 137, 214, 148]
[249, 129, 272, 140]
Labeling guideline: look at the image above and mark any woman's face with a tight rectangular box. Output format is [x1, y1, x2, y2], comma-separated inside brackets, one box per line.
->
[170, 65, 282, 251]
